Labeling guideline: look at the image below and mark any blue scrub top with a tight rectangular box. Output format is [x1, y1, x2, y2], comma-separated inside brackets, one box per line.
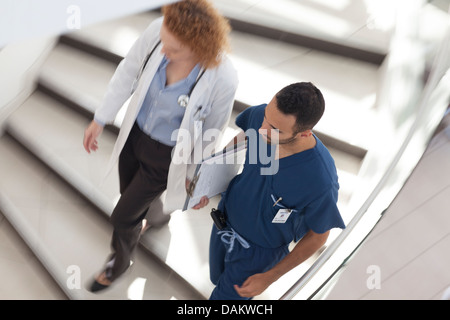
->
[220, 104, 345, 248]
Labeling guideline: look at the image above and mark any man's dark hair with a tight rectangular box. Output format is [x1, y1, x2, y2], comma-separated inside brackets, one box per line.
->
[275, 82, 325, 133]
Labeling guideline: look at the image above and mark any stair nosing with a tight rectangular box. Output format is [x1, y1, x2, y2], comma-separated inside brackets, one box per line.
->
[227, 18, 386, 66]
[62, 9, 385, 66]
[0, 191, 84, 300]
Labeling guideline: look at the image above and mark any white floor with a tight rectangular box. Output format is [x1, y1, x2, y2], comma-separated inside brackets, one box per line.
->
[326, 120, 450, 300]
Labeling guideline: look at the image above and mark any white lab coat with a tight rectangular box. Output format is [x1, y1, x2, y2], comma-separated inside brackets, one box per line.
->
[95, 17, 238, 212]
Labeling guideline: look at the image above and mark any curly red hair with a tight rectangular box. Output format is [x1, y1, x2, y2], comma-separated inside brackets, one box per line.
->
[162, 0, 231, 69]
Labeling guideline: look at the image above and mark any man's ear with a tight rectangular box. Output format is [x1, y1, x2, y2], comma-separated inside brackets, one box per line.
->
[299, 129, 313, 138]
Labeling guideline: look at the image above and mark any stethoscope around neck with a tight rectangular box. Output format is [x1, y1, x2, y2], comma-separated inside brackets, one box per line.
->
[132, 39, 206, 108]
[177, 68, 206, 108]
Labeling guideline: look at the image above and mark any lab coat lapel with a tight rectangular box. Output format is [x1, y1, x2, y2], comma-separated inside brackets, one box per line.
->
[181, 71, 208, 131]
[163, 70, 211, 212]
[105, 51, 164, 178]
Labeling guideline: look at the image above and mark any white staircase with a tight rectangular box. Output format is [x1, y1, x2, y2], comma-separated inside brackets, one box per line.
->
[0, 5, 383, 299]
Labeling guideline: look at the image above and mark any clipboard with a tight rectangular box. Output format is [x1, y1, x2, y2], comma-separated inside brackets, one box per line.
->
[183, 140, 247, 210]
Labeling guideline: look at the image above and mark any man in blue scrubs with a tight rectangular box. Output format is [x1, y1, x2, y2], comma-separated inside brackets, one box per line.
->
[209, 82, 345, 299]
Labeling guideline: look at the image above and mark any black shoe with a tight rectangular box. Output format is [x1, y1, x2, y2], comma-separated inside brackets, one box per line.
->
[88, 271, 112, 293]
[89, 279, 110, 293]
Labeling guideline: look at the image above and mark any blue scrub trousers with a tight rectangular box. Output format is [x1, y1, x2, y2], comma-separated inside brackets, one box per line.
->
[209, 225, 289, 300]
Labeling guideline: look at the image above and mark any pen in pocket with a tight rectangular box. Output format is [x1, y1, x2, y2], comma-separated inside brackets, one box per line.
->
[271, 194, 284, 208]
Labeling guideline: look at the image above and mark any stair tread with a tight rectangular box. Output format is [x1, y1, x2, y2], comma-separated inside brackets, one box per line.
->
[0, 209, 67, 299]
[211, 0, 391, 54]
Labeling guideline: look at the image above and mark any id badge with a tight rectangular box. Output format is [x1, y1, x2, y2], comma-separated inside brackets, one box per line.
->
[272, 208, 292, 223]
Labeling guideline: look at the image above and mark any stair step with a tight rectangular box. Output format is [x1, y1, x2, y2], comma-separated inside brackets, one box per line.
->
[39, 42, 118, 117]
[0, 186, 83, 300]
[62, 11, 161, 61]
[211, 0, 390, 61]
[0, 203, 67, 299]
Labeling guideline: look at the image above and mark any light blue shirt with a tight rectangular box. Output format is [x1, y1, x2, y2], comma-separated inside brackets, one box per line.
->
[136, 56, 201, 147]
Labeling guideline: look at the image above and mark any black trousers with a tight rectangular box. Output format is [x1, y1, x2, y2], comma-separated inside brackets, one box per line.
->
[105, 123, 173, 281]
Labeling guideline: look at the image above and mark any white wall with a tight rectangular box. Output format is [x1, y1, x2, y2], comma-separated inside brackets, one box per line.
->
[0, 0, 177, 47]
[0, 36, 57, 131]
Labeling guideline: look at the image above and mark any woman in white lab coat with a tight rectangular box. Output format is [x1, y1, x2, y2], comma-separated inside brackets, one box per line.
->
[83, 0, 238, 292]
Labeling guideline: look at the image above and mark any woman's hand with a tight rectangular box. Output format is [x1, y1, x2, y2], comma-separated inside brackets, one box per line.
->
[83, 120, 104, 153]
[186, 179, 209, 210]
[192, 196, 209, 210]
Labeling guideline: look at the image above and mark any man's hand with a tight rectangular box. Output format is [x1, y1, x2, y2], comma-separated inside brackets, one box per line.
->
[234, 272, 274, 298]
[234, 230, 330, 298]
[83, 120, 104, 153]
